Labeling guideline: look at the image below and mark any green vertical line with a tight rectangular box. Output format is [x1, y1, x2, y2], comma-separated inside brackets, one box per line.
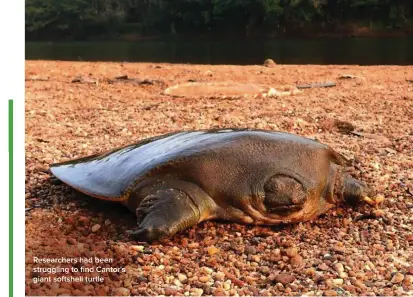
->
[9, 100, 13, 297]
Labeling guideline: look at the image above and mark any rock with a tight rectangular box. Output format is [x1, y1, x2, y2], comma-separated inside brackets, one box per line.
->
[213, 288, 226, 296]
[385, 147, 397, 154]
[164, 287, 178, 296]
[290, 255, 304, 267]
[178, 273, 188, 283]
[285, 247, 298, 258]
[245, 246, 257, 255]
[274, 273, 296, 285]
[263, 59, 276, 67]
[191, 288, 204, 296]
[391, 273, 404, 284]
[333, 279, 344, 286]
[324, 290, 338, 296]
[318, 263, 329, 271]
[66, 237, 77, 245]
[188, 242, 199, 249]
[113, 287, 130, 296]
[199, 275, 209, 283]
[207, 245, 220, 255]
[334, 263, 344, 273]
[91, 224, 101, 232]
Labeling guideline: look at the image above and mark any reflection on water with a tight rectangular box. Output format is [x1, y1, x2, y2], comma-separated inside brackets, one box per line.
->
[25, 38, 413, 65]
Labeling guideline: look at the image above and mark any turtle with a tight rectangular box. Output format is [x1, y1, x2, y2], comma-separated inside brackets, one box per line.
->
[49, 128, 376, 243]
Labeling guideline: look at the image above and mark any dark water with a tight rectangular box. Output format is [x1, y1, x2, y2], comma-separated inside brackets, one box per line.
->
[25, 38, 413, 65]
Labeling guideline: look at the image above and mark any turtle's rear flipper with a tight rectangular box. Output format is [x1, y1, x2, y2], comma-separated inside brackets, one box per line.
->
[130, 189, 202, 243]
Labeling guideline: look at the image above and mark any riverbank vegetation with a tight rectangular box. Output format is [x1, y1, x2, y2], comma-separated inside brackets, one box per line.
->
[26, 0, 413, 40]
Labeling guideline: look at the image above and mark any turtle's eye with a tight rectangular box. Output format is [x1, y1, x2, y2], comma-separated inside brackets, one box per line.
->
[263, 175, 307, 214]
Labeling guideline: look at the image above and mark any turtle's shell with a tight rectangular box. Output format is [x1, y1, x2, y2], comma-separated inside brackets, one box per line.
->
[50, 129, 347, 201]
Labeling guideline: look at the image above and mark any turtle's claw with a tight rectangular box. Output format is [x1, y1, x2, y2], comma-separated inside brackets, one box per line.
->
[129, 226, 169, 243]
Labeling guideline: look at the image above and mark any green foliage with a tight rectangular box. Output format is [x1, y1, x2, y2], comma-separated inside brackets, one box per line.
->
[25, 0, 413, 40]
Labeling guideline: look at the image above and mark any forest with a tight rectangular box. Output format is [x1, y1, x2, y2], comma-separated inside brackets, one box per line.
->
[26, 0, 413, 40]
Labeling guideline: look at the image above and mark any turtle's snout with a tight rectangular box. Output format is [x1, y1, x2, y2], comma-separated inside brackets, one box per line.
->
[343, 176, 375, 206]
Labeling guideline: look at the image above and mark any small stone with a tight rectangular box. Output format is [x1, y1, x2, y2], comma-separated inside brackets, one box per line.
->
[223, 282, 231, 290]
[91, 224, 101, 232]
[318, 263, 329, 271]
[290, 255, 304, 267]
[213, 289, 225, 296]
[104, 219, 111, 226]
[333, 279, 344, 286]
[191, 288, 204, 296]
[391, 273, 404, 284]
[245, 246, 257, 255]
[334, 263, 344, 272]
[113, 287, 130, 296]
[199, 275, 209, 283]
[285, 247, 298, 258]
[164, 287, 177, 296]
[263, 59, 276, 67]
[66, 237, 76, 245]
[324, 290, 338, 296]
[188, 242, 199, 248]
[178, 273, 188, 283]
[339, 272, 348, 279]
[372, 209, 385, 217]
[274, 273, 296, 285]
[207, 245, 220, 255]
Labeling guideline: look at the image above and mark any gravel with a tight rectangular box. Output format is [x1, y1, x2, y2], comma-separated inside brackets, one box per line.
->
[25, 61, 413, 296]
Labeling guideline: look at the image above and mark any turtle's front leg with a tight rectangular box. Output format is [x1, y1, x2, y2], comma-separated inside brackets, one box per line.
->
[130, 188, 203, 242]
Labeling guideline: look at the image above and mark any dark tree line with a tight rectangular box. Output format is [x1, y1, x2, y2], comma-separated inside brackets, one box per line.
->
[26, 0, 413, 40]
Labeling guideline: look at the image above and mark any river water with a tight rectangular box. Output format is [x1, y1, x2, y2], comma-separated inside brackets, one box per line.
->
[25, 37, 413, 65]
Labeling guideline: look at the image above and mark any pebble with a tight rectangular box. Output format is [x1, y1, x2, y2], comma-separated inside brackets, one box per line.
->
[391, 273, 404, 284]
[91, 224, 101, 232]
[334, 263, 344, 272]
[285, 247, 298, 257]
[66, 237, 76, 245]
[113, 287, 130, 296]
[199, 275, 209, 283]
[318, 263, 329, 271]
[207, 245, 220, 255]
[188, 242, 199, 248]
[245, 246, 257, 255]
[223, 282, 231, 290]
[164, 287, 178, 296]
[333, 278, 344, 286]
[324, 290, 338, 296]
[290, 255, 304, 267]
[274, 273, 296, 285]
[178, 273, 188, 283]
[191, 288, 204, 296]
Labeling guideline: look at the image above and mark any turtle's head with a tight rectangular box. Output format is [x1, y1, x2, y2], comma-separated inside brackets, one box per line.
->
[325, 165, 377, 207]
[342, 176, 376, 206]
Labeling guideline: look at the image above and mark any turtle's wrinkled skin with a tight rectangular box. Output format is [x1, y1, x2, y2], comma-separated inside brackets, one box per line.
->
[50, 129, 374, 242]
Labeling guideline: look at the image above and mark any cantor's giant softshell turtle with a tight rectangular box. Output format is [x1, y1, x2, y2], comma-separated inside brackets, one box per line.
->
[50, 129, 374, 242]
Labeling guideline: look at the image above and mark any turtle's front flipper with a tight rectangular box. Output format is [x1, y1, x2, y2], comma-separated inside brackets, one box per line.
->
[130, 188, 204, 243]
